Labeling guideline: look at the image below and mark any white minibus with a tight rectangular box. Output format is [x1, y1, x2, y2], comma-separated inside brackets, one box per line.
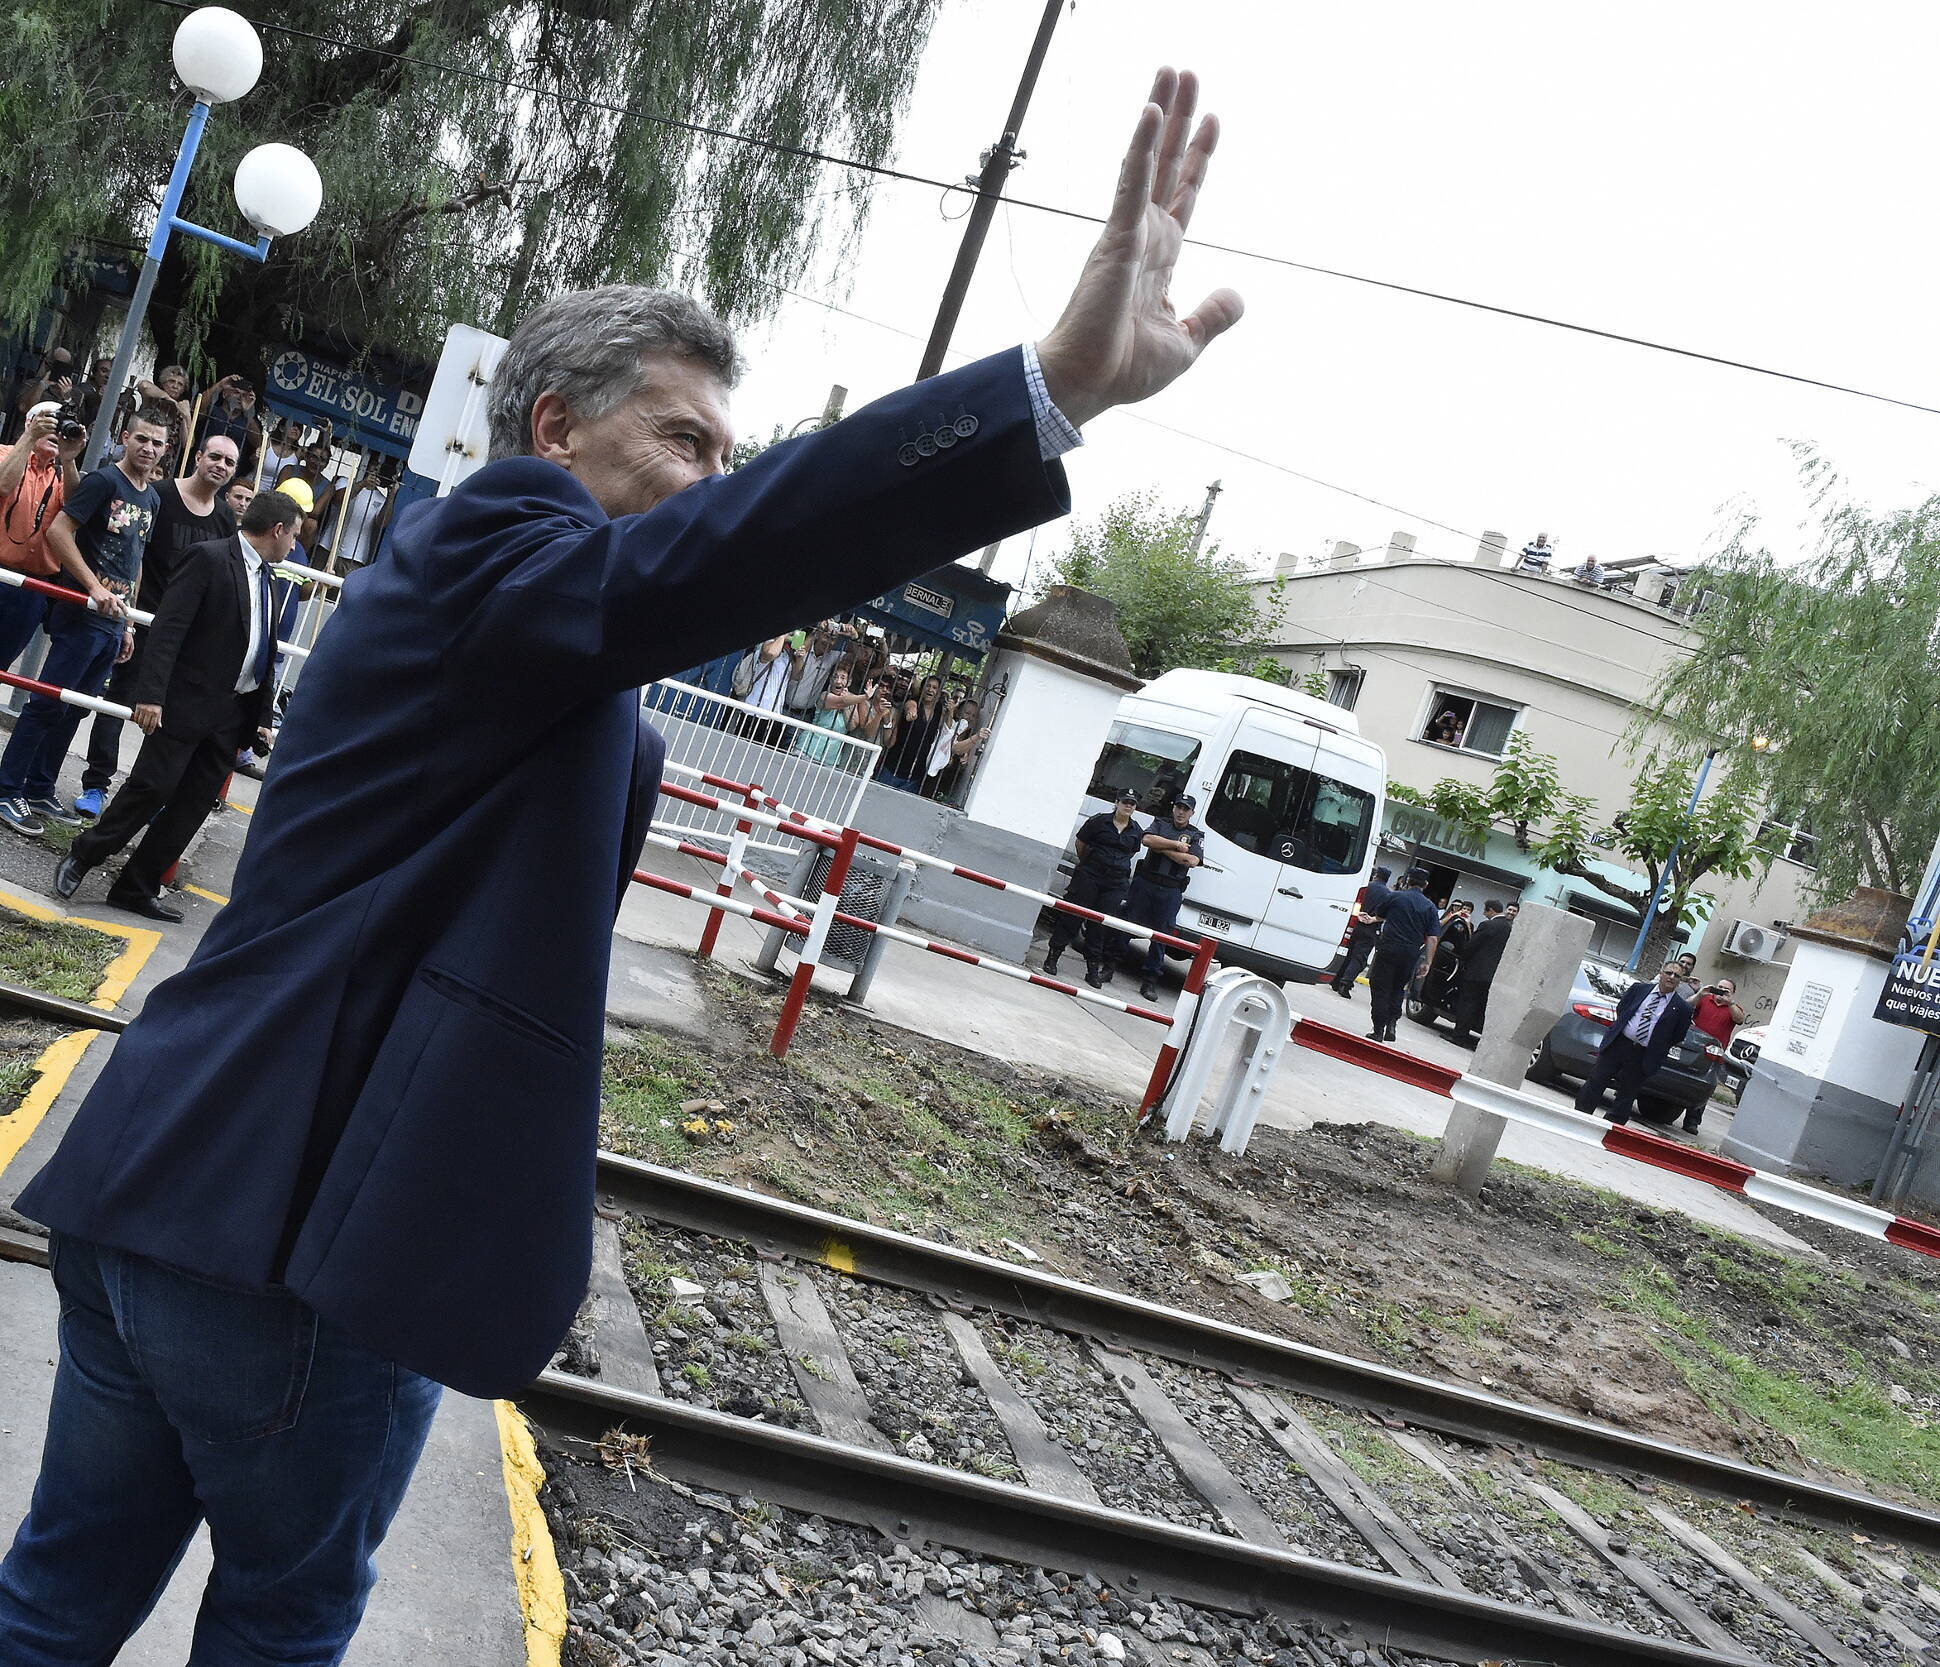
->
[1074, 669, 1388, 982]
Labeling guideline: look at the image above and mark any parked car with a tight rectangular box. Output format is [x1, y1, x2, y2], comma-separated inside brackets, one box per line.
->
[1721, 1024, 1766, 1097]
[1526, 959, 1727, 1120]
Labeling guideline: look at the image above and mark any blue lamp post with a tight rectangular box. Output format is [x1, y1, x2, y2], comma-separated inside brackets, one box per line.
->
[83, 6, 323, 471]
[1622, 734, 1771, 971]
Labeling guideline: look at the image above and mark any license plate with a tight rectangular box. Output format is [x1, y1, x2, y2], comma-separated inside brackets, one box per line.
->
[1197, 910, 1235, 933]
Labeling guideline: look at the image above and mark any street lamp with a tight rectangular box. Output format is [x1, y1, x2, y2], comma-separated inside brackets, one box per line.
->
[83, 6, 323, 470]
[1622, 734, 1774, 971]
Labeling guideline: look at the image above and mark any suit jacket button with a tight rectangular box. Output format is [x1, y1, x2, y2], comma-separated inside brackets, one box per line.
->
[898, 442, 920, 467]
[933, 426, 957, 450]
[953, 414, 979, 438]
[915, 432, 937, 458]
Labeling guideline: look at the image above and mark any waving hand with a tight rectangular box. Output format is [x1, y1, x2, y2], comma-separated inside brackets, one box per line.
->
[1035, 69, 1244, 430]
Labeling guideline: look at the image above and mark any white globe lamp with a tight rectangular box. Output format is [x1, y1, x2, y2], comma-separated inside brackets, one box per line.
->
[172, 6, 263, 105]
[234, 144, 324, 237]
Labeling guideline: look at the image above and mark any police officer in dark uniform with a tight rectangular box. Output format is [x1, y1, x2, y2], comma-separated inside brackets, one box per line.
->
[1332, 864, 1392, 1000]
[1045, 789, 1146, 988]
[1125, 793, 1204, 1002]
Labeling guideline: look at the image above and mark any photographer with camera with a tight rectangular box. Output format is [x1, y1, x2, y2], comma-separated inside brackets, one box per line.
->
[1685, 974, 1746, 1134]
[6, 347, 74, 443]
[0, 405, 89, 670]
[196, 373, 264, 471]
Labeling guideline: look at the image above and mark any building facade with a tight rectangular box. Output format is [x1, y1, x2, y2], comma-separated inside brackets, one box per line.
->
[1252, 532, 1817, 1020]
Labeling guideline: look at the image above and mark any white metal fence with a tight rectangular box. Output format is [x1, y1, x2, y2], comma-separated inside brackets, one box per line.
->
[642, 678, 880, 853]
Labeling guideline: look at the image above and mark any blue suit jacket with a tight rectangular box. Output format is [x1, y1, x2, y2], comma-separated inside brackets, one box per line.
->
[16, 347, 1069, 1396]
[1597, 979, 1694, 1074]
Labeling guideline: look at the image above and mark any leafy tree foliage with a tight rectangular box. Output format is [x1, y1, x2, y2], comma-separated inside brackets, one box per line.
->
[1049, 491, 1276, 680]
[1639, 454, 1940, 900]
[2, 0, 939, 375]
[1390, 731, 1769, 965]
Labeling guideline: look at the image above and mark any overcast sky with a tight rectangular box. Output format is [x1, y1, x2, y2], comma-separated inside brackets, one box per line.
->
[726, 0, 1940, 591]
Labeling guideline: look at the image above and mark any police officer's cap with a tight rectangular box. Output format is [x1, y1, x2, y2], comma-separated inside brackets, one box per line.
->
[1168, 793, 1197, 812]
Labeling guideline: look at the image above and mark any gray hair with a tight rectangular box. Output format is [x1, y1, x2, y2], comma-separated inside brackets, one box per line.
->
[486, 285, 743, 462]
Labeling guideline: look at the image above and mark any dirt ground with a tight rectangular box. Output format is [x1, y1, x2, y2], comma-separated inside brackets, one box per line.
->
[600, 965, 1940, 1511]
[0, 908, 117, 1118]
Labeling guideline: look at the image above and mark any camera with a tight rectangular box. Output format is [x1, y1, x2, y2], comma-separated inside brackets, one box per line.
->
[26, 400, 85, 444]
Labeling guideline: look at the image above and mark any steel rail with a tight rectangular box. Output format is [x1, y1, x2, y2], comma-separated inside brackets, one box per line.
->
[0, 978, 129, 1033]
[595, 1151, 1940, 1552]
[522, 1369, 1762, 1667]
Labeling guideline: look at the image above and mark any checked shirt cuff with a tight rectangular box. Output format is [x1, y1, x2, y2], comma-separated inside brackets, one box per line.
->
[1023, 342, 1084, 461]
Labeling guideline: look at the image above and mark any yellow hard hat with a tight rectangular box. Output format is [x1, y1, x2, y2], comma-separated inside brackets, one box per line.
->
[276, 478, 315, 514]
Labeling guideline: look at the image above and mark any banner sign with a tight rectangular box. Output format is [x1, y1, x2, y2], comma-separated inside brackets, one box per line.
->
[265, 346, 425, 457]
[861, 571, 1008, 654]
[1385, 802, 1489, 863]
[1875, 835, 1940, 1035]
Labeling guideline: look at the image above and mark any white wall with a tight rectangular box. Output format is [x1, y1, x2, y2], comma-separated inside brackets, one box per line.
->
[962, 651, 1126, 853]
[1765, 940, 1927, 1100]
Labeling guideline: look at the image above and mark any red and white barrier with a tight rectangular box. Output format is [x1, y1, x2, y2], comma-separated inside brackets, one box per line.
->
[661, 762, 1204, 959]
[630, 767, 1222, 1098]
[0, 564, 320, 663]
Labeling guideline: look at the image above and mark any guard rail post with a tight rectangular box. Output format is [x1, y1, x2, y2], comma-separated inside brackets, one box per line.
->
[847, 859, 917, 1006]
[770, 826, 858, 1058]
[1138, 936, 1217, 1118]
[698, 783, 761, 960]
[1428, 902, 1590, 1195]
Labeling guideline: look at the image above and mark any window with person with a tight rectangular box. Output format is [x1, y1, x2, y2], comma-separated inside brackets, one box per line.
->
[1205, 747, 1374, 873]
[1087, 720, 1202, 813]
[1419, 689, 1520, 757]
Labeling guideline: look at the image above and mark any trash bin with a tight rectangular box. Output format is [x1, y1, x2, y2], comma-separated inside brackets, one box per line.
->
[754, 845, 912, 989]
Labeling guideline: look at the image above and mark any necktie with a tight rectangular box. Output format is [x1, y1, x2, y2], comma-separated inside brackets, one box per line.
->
[1635, 992, 1661, 1044]
[252, 564, 274, 691]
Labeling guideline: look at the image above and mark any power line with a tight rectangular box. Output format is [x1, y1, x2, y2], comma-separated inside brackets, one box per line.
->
[142, 0, 1940, 420]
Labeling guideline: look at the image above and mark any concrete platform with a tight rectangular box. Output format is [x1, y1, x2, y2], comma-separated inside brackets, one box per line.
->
[615, 851, 1813, 1257]
[0, 736, 524, 1663]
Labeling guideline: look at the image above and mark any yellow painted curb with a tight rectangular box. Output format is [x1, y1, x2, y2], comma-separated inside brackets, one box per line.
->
[184, 885, 230, 906]
[494, 1399, 567, 1667]
[0, 889, 160, 1184]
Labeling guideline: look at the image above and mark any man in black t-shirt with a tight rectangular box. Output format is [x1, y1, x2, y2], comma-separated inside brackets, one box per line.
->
[1366, 867, 1443, 1043]
[1045, 789, 1147, 988]
[76, 435, 238, 816]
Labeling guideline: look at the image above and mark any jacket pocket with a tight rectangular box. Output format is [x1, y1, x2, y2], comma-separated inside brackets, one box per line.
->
[418, 966, 578, 1058]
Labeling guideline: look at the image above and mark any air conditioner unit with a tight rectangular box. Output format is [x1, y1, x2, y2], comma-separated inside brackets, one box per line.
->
[1723, 919, 1783, 962]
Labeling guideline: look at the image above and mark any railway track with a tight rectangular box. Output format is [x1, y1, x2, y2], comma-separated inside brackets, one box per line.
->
[523, 1152, 1940, 1667]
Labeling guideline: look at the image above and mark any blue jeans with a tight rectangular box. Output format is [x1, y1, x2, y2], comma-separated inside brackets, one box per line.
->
[0, 583, 48, 676]
[0, 609, 118, 802]
[0, 1235, 442, 1665]
[1123, 876, 1186, 977]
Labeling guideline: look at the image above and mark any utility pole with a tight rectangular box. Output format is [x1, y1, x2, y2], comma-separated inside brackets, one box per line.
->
[1188, 479, 1224, 553]
[915, 0, 1066, 381]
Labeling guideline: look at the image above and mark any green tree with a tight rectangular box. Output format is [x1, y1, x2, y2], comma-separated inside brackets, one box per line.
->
[1392, 732, 1769, 966]
[1049, 491, 1276, 680]
[1639, 453, 1940, 900]
[2, 0, 939, 375]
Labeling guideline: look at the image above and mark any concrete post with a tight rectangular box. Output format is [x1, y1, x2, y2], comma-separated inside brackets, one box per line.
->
[1430, 902, 1591, 1194]
[1474, 531, 1508, 566]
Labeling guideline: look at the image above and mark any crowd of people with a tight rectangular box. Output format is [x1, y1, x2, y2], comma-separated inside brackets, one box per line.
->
[0, 341, 411, 912]
[704, 617, 994, 804]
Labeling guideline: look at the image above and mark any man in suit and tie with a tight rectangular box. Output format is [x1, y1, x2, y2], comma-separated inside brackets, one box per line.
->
[50, 491, 289, 920]
[0, 72, 1242, 1661]
[1574, 961, 1695, 1125]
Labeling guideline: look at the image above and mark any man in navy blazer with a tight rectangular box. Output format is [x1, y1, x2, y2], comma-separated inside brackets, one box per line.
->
[1573, 961, 1695, 1125]
[0, 72, 1242, 1661]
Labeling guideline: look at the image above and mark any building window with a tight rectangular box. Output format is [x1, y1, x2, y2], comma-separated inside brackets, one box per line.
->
[1088, 720, 1202, 814]
[1206, 748, 1375, 874]
[1420, 688, 1521, 757]
[1758, 812, 1819, 869]
[1324, 668, 1364, 711]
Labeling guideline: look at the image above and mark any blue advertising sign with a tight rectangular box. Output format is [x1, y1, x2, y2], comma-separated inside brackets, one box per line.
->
[263, 346, 426, 457]
[860, 569, 1009, 656]
[1875, 836, 1940, 1035]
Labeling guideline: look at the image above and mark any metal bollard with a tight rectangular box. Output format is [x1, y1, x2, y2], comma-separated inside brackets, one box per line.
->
[847, 859, 917, 1006]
